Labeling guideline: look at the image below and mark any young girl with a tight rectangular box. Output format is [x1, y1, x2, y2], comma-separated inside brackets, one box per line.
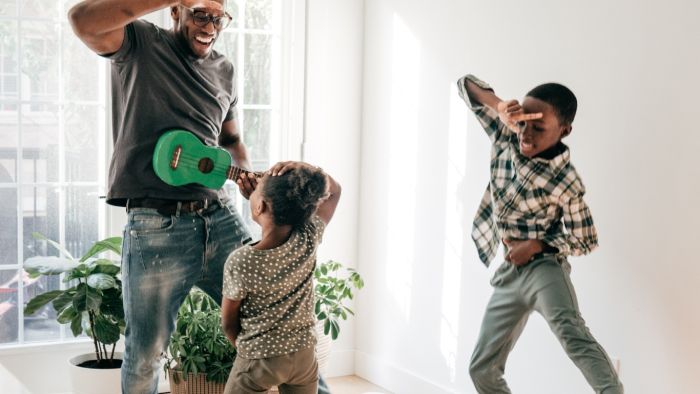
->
[221, 161, 341, 394]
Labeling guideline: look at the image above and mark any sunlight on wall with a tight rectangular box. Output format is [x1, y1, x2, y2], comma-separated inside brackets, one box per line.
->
[384, 13, 422, 322]
[439, 85, 469, 381]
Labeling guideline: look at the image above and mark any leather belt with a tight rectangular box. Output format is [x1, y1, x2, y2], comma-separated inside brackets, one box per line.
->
[126, 198, 216, 216]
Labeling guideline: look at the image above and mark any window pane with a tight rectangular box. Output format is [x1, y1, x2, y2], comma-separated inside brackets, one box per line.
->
[0, 269, 19, 344]
[20, 0, 59, 19]
[22, 185, 60, 259]
[62, 23, 101, 102]
[0, 125, 18, 182]
[21, 103, 59, 183]
[243, 109, 270, 171]
[20, 22, 59, 103]
[245, 0, 272, 30]
[65, 186, 100, 257]
[0, 187, 18, 265]
[65, 104, 101, 182]
[224, 0, 239, 29]
[213, 31, 238, 66]
[0, 20, 19, 110]
[23, 274, 61, 343]
[244, 34, 271, 104]
[0, 0, 17, 16]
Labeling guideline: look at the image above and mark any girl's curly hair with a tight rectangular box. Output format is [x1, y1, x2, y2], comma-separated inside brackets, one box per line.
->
[262, 166, 327, 228]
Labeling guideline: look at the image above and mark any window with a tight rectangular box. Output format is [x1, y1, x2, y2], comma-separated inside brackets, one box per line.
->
[214, 0, 289, 233]
[0, 0, 302, 348]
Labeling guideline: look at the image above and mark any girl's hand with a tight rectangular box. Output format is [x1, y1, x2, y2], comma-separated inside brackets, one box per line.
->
[496, 99, 543, 133]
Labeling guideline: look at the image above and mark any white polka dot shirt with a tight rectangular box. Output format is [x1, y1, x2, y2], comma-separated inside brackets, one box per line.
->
[222, 215, 325, 359]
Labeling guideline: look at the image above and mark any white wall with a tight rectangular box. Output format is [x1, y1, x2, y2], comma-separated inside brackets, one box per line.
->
[304, 0, 365, 377]
[356, 0, 700, 393]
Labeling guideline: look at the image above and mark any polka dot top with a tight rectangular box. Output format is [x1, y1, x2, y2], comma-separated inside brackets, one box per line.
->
[222, 215, 326, 359]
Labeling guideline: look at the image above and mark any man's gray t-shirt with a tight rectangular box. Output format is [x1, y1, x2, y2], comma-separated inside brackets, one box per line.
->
[105, 20, 237, 206]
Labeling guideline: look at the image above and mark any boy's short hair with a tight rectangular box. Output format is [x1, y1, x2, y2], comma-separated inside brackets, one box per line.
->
[526, 83, 577, 125]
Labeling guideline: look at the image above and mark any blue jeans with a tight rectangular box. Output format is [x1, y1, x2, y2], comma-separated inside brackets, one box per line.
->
[120, 201, 332, 394]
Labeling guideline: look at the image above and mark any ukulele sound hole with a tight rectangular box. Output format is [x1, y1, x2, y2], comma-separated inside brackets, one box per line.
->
[198, 158, 214, 174]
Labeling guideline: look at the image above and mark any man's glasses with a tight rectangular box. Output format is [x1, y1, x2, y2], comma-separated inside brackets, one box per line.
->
[181, 6, 232, 30]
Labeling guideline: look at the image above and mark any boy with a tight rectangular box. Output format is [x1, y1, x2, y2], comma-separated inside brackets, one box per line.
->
[458, 74, 624, 393]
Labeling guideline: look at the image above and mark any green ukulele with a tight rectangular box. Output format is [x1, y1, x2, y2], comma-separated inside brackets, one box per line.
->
[153, 129, 262, 189]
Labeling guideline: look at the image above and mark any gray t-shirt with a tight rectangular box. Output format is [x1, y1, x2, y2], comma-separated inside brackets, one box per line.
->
[105, 20, 237, 206]
[223, 216, 326, 359]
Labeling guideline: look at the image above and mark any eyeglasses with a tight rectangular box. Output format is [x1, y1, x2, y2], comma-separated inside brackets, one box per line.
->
[180, 6, 233, 30]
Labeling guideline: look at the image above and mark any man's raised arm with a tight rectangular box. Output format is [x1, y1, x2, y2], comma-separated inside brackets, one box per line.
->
[68, 0, 177, 55]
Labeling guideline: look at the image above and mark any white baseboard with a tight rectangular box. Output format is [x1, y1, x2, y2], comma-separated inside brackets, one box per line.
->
[354, 351, 455, 394]
[325, 349, 355, 377]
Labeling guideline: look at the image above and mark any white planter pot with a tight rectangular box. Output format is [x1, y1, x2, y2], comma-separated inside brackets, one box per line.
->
[68, 352, 123, 394]
[315, 321, 332, 375]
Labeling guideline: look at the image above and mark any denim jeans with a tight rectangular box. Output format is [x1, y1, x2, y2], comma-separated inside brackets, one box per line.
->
[120, 201, 251, 394]
[120, 201, 332, 394]
[469, 256, 624, 394]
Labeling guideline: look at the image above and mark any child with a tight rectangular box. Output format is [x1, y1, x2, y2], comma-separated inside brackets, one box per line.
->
[221, 161, 341, 394]
[457, 74, 624, 394]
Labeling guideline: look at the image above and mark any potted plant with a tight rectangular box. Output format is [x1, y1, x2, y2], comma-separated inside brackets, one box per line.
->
[164, 288, 235, 394]
[164, 261, 364, 392]
[23, 233, 125, 394]
[313, 260, 364, 374]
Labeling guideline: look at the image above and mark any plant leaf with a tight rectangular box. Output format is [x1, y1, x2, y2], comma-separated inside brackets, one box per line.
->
[52, 291, 76, 313]
[331, 320, 340, 340]
[80, 237, 122, 262]
[70, 313, 83, 337]
[32, 232, 74, 260]
[57, 305, 79, 325]
[93, 315, 120, 344]
[24, 256, 79, 276]
[24, 290, 63, 315]
[87, 273, 116, 290]
[73, 283, 101, 312]
[100, 288, 125, 320]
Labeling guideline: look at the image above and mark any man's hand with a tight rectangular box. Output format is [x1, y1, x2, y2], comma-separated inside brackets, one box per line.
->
[496, 100, 543, 133]
[268, 161, 317, 176]
[504, 239, 544, 266]
[236, 172, 257, 200]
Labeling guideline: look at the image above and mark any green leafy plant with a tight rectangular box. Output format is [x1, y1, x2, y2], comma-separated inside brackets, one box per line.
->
[314, 260, 364, 340]
[23, 233, 124, 366]
[164, 288, 236, 384]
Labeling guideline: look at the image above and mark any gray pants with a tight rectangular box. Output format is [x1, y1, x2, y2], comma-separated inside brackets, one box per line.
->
[470, 256, 624, 394]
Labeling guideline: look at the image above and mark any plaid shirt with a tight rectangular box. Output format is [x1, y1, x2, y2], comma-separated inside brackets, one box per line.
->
[457, 74, 598, 266]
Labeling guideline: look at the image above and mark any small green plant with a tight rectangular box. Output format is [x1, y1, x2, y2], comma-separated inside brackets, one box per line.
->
[164, 288, 236, 384]
[314, 260, 364, 340]
[23, 233, 124, 366]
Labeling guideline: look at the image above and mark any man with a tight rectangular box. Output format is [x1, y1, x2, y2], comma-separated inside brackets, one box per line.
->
[68, 1, 330, 393]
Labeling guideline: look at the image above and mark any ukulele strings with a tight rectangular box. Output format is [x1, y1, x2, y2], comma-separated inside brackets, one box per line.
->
[173, 152, 264, 178]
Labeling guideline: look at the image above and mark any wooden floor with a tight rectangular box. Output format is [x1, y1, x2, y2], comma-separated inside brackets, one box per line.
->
[161, 375, 390, 394]
[326, 375, 392, 394]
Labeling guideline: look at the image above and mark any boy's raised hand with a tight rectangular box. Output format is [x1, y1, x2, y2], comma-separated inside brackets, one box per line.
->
[497, 99, 543, 133]
[504, 238, 544, 266]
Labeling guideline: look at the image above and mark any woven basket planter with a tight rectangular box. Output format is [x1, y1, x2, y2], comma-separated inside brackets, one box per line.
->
[168, 370, 226, 394]
[315, 320, 332, 375]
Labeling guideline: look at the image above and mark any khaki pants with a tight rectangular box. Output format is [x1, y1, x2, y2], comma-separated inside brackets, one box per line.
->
[470, 256, 624, 394]
[225, 347, 318, 394]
